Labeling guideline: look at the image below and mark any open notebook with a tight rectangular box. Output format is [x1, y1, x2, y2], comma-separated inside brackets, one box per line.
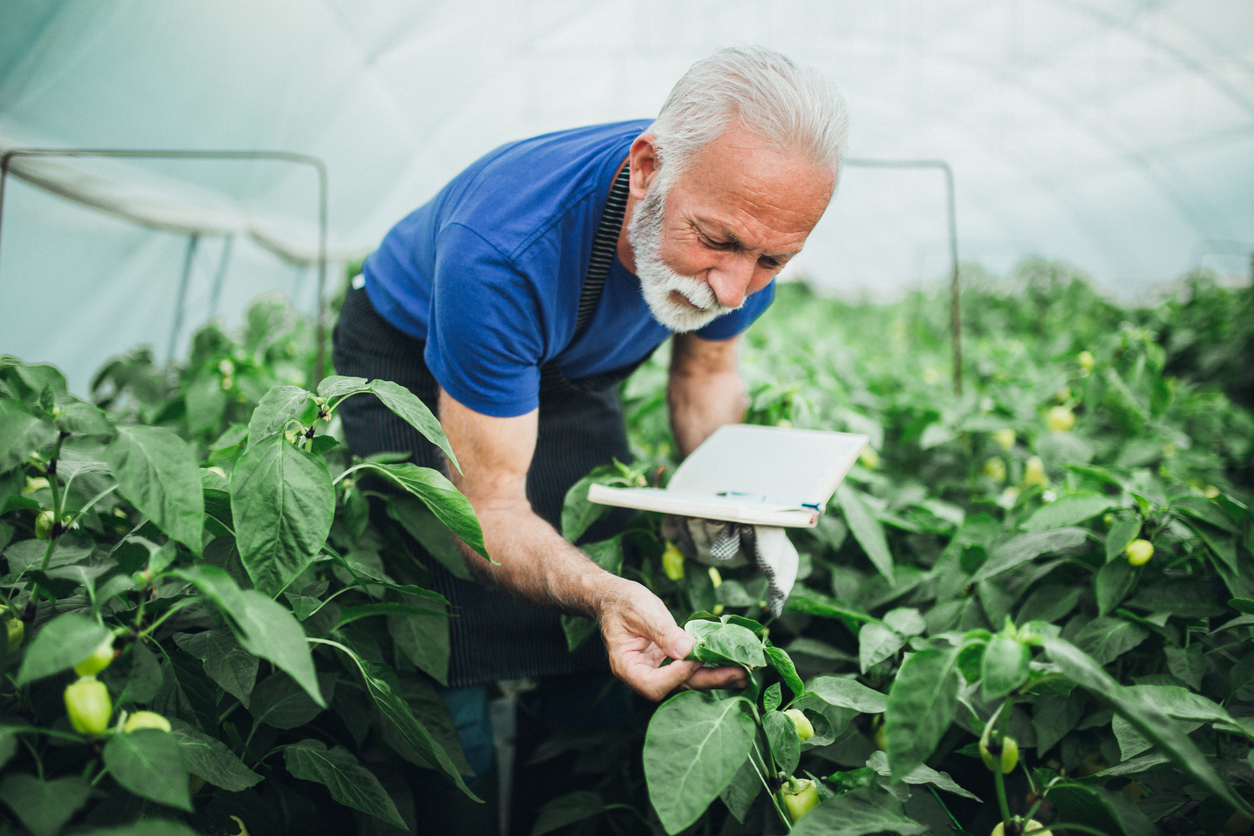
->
[587, 424, 869, 527]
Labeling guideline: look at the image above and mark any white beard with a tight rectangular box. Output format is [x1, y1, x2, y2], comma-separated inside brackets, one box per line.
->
[627, 176, 740, 333]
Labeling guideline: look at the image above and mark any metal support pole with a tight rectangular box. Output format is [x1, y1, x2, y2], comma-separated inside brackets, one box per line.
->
[0, 148, 328, 383]
[207, 234, 235, 320]
[167, 233, 200, 364]
[844, 158, 962, 394]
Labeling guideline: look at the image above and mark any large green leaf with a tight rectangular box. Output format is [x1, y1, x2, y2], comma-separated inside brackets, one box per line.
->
[858, 622, 905, 673]
[981, 634, 1031, 702]
[765, 645, 804, 700]
[173, 628, 258, 708]
[249, 672, 331, 729]
[684, 620, 765, 669]
[0, 400, 56, 473]
[317, 375, 372, 402]
[230, 433, 334, 595]
[387, 495, 472, 581]
[105, 424, 204, 554]
[355, 462, 487, 560]
[1072, 616, 1149, 665]
[1021, 492, 1115, 532]
[806, 676, 888, 713]
[15, 613, 110, 686]
[168, 719, 262, 792]
[532, 791, 606, 836]
[1041, 636, 1252, 816]
[969, 527, 1088, 582]
[245, 385, 311, 449]
[388, 605, 450, 685]
[0, 773, 92, 836]
[865, 750, 980, 801]
[370, 379, 461, 474]
[837, 484, 894, 583]
[763, 708, 800, 776]
[789, 786, 929, 835]
[884, 646, 960, 781]
[642, 691, 757, 835]
[102, 729, 192, 811]
[173, 566, 322, 707]
[284, 739, 406, 829]
[316, 639, 477, 800]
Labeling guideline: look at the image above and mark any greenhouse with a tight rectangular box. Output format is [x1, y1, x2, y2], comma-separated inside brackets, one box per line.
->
[0, 2, 1251, 835]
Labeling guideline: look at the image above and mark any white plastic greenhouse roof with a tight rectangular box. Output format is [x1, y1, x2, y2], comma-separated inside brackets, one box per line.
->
[1, 0, 1251, 392]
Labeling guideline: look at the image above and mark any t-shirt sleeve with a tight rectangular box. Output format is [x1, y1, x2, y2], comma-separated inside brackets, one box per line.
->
[693, 280, 777, 341]
[424, 223, 546, 418]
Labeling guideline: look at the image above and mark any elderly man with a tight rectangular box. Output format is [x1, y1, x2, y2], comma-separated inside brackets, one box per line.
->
[333, 46, 847, 831]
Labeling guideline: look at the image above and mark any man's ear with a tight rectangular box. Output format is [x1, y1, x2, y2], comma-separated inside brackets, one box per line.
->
[628, 133, 660, 200]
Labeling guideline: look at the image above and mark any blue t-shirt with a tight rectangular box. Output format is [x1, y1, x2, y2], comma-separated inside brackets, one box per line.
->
[362, 120, 776, 418]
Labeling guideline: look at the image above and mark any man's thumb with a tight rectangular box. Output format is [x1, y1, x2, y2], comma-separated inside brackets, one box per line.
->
[665, 626, 695, 662]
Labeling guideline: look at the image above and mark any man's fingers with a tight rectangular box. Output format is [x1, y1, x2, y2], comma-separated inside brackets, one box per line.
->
[627, 658, 702, 702]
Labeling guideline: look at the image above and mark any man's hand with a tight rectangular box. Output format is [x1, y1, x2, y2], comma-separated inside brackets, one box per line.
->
[596, 577, 747, 702]
[438, 387, 745, 701]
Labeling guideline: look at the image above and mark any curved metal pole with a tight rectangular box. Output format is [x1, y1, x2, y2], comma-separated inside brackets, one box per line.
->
[843, 158, 962, 395]
[0, 147, 329, 383]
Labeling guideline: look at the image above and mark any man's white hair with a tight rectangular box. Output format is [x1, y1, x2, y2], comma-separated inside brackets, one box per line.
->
[650, 46, 849, 186]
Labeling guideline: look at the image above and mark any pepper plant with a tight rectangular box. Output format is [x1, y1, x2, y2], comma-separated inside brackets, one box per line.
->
[0, 294, 489, 835]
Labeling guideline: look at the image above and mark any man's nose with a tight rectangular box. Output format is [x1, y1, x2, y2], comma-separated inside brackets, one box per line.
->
[705, 253, 758, 309]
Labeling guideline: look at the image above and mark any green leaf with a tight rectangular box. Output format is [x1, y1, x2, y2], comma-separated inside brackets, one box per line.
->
[785, 589, 874, 624]
[560, 614, 597, 654]
[969, 528, 1088, 582]
[173, 628, 258, 708]
[643, 691, 756, 835]
[884, 647, 960, 781]
[370, 379, 461, 474]
[865, 749, 980, 800]
[1041, 636, 1252, 816]
[532, 790, 605, 836]
[1095, 559, 1135, 616]
[389, 603, 451, 684]
[16, 613, 111, 686]
[765, 645, 804, 700]
[789, 786, 929, 836]
[561, 473, 610, 542]
[249, 671, 331, 729]
[118, 641, 164, 705]
[1033, 689, 1085, 755]
[1021, 492, 1115, 532]
[764, 683, 783, 713]
[764, 708, 801, 775]
[173, 566, 323, 708]
[1047, 781, 1157, 836]
[0, 773, 92, 836]
[283, 739, 406, 829]
[685, 620, 765, 669]
[184, 374, 227, 438]
[806, 676, 888, 713]
[168, 719, 262, 792]
[103, 729, 192, 811]
[106, 425, 204, 554]
[230, 432, 334, 595]
[321, 640, 477, 800]
[0, 400, 56, 473]
[1017, 584, 1082, 624]
[980, 635, 1031, 700]
[719, 754, 762, 824]
[1164, 644, 1205, 691]
[245, 385, 311, 449]
[1105, 516, 1141, 563]
[317, 375, 371, 402]
[1073, 617, 1149, 665]
[837, 484, 893, 583]
[387, 495, 472, 581]
[355, 462, 487, 560]
[858, 622, 905, 673]
[378, 674, 473, 777]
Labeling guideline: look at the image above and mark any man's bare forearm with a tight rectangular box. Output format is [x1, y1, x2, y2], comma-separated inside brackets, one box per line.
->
[668, 334, 748, 457]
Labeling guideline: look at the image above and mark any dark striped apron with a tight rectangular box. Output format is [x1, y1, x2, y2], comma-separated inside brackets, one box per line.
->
[333, 164, 648, 686]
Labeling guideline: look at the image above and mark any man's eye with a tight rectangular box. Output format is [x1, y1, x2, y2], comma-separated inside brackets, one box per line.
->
[701, 236, 733, 250]
[759, 256, 781, 270]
